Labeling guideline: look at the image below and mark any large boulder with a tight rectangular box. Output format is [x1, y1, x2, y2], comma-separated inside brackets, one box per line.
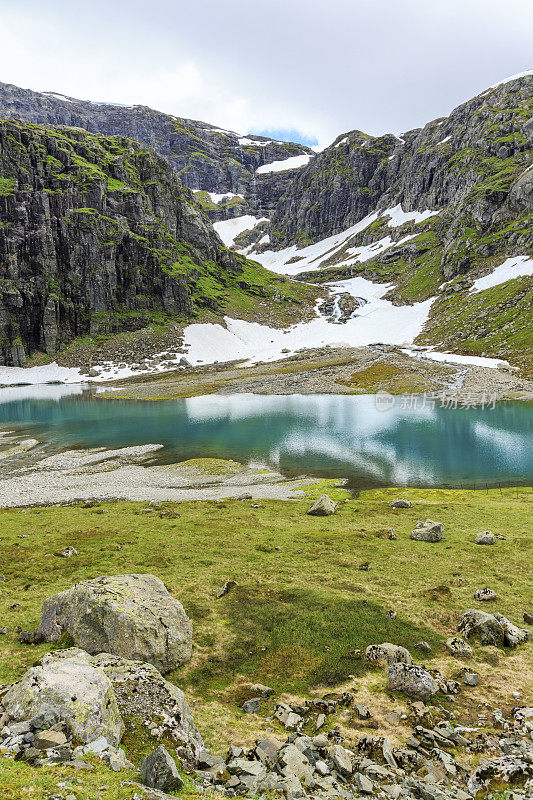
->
[410, 520, 444, 542]
[1, 649, 123, 745]
[457, 609, 505, 646]
[92, 652, 203, 765]
[306, 494, 337, 516]
[37, 574, 192, 674]
[387, 663, 439, 701]
[365, 643, 413, 667]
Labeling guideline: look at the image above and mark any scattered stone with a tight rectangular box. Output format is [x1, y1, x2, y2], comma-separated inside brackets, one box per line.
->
[390, 499, 411, 508]
[387, 663, 439, 701]
[34, 729, 68, 749]
[37, 574, 192, 674]
[57, 546, 78, 558]
[388, 529, 398, 540]
[354, 772, 374, 793]
[414, 641, 432, 654]
[330, 743, 353, 776]
[242, 698, 260, 714]
[250, 683, 274, 697]
[354, 704, 372, 719]
[365, 643, 413, 667]
[141, 746, 183, 792]
[216, 580, 237, 598]
[92, 652, 203, 766]
[358, 562, 370, 570]
[474, 587, 497, 601]
[475, 531, 495, 545]
[18, 629, 44, 645]
[386, 609, 397, 619]
[463, 671, 479, 686]
[315, 713, 326, 730]
[410, 520, 444, 542]
[306, 494, 336, 516]
[0, 626, 7, 635]
[445, 636, 473, 659]
[385, 711, 402, 724]
[457, 609, 505, 646]
[524, 611, 533, 624]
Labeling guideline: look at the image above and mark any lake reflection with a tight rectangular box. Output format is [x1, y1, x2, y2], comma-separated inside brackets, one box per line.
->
[0, 387, 531, 487]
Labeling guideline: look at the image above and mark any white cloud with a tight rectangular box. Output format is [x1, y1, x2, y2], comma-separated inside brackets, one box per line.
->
[0, 1, 531, 149]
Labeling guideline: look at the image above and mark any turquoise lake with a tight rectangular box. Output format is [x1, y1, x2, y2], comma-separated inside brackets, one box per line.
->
[0, 387, 531, 488]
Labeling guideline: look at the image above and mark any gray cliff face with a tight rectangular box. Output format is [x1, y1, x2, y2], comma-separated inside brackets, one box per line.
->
[0, 82, 313, 218]
[0, 119, 255, 366]
[271, 76, 533, 276]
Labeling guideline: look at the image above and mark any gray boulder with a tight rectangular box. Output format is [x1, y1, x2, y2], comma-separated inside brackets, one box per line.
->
[242, 698, 260, 713]
[1, 649, 123, 745]
[141, 745, 183, 792]
[387, 662, 439, 701]
[92, 652, 203, 765]
[475, 531, 495, 545]
[493, 613, 529, 647]
[410, 520, 444, 542]
[445, 636, 473, 659]
[474, 588, 497, 602]
[365, 643, 413, 667]
[37, 574, 192, 674]
[306, 494, 337, 516]
[390, 498, 411, 508]
[457, 609, 505, 646]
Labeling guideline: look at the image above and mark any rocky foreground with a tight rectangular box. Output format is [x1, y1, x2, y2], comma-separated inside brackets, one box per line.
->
[1, 502, 532, 800]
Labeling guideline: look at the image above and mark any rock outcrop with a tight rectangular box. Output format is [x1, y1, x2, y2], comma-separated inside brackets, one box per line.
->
[1, 649, 124, 745]
[271, 75, 533, 258]
[0, 119, 296, 365]
[38, 574, 192, 674]
[0, 81, 313, 218]
[0, 648, 202, 767]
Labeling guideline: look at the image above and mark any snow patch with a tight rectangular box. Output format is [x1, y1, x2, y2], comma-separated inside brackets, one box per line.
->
[213, 215, 267, 247]
[194, 190, 244, 203]
[183, 275, 434, 367]
[256, 154, 312, 174]
[401, 348, 510, 369]
[43, 92, 73, 103]
[249, 210, 381, 275]
[471, 255, 533, 293]
[486, 70, 533, 91]
[238, 137, 275, 146]
[383, 204, 440, 227]
[438, 135, 452, 145]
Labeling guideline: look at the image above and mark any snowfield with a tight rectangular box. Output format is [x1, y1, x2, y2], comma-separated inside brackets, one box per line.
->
[248, 206, 440, 276]
[183, 276, 435, 367]
[471, 255, 533, 293]
[213, 215, 267, 247]
[255, 154, 312, 174]
[0, 208, 527, 386]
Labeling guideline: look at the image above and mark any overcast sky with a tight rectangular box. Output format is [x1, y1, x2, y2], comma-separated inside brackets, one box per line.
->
[0, 0, 531, 148]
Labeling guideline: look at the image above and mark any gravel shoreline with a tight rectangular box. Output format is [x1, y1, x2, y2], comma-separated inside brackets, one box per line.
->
[0, 439, 322, 508]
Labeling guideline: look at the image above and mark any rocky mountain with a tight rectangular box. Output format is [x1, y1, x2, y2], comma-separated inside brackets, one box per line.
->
[272, 74, 532, 258]
[0, 119, 306, 366]
[0, 82, 313, 220]
[265, 74, 532, 373]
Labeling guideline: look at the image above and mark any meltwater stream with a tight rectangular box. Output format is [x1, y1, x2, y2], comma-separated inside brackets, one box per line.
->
[0, 386, 532, 487]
